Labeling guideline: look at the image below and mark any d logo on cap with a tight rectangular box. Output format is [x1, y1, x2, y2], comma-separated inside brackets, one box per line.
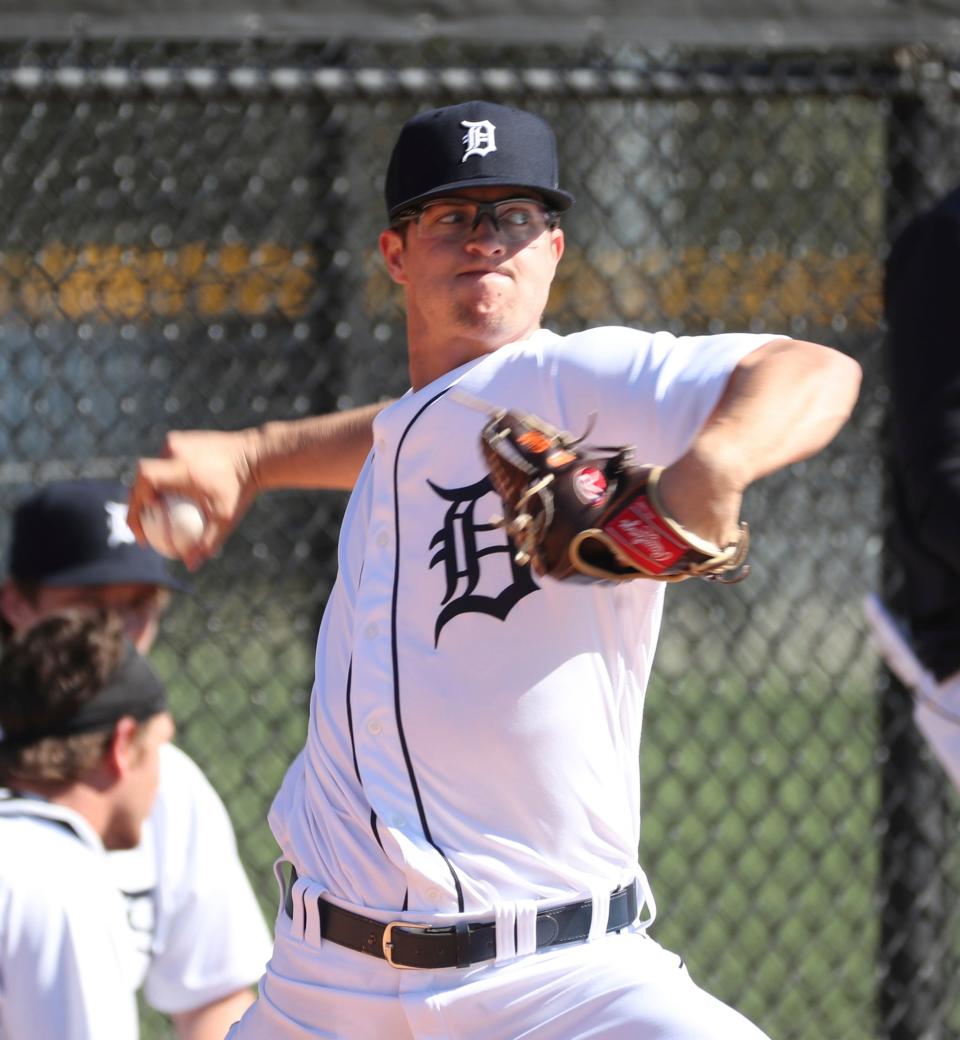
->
[461, 120, 497, 161]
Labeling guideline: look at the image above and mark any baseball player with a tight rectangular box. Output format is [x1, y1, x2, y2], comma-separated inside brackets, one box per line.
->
[864, 185, 960, 795]
[0, 480, 272, 1040]
[130, 101, 861, 1038]
[0, 610, 174, 1039]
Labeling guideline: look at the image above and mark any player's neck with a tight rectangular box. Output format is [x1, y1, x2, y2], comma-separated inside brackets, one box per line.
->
[25, 768, 131, 849]
[406, 319, 542, 391]
[66, 785, 111, 831]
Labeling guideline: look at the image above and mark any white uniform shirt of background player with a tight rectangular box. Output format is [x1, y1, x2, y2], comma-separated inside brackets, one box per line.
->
[0, 799, 142, 1040]
[0, 613, 176, 1040]
[214, 100, 864, 1040]
[0, 761, 265, 1040]
[0, 480, 271, 1035]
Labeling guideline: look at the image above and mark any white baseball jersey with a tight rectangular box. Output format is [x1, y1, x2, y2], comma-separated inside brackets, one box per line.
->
[0, 745, 271, 1040]
[0, 798, 141, 1040]
[231, 325, 783, 1040]
[107, 743, 272, 1014]
[268, 326, 777, 918]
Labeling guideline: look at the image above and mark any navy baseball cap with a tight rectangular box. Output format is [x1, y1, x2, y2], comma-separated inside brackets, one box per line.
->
[8, 479, 184, 590]
[385, 100, 575, 221]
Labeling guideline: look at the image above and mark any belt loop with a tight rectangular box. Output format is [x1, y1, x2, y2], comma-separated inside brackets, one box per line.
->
[272, 858, 288, 920]
[493, 902, 517, 964]
[587, 885, 610, 941]
[302, 882, 324, 947]
[454, 921, 471, 968]
[290, 875, 309, 940]
[635, 870, 656, 930]
[301, 881, 324, 948]
[514, 899, 537, 957]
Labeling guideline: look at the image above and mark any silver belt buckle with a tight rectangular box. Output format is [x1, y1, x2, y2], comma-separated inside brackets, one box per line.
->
[381, 920, 432, 969]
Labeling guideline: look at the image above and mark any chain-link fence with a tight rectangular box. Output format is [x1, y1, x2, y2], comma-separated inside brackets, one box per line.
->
[0, 37, 957, 1040]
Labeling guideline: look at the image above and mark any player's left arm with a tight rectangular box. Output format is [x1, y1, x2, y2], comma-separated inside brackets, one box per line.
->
[170, 989, 255, 1040]
[658, 338, 862, 546]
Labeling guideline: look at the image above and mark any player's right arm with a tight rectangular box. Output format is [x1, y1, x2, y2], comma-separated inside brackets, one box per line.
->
[128, 402, 388, 570]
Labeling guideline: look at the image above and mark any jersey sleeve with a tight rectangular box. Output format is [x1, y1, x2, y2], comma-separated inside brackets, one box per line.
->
[545, 327, 782, 465]
[0, 845, 139, 1040]
[140, 745, 272, 1015]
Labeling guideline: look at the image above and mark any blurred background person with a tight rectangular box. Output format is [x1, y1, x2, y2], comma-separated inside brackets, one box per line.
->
[0, 480, 272, 1040]
[0, 610, 173, 1039]
[875, 185, 960, 794]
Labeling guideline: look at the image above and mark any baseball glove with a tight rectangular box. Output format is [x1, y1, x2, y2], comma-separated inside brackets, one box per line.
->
[479, 408, 749, 584]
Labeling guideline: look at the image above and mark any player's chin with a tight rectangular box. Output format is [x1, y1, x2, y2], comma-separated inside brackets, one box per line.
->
[454, 301, 513, 335]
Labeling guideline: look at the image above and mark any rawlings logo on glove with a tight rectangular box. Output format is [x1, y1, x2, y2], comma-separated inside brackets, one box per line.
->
[476, 405, 749, 584]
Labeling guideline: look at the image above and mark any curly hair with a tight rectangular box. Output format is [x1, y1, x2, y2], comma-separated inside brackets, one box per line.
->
[0, 609, 127, 785]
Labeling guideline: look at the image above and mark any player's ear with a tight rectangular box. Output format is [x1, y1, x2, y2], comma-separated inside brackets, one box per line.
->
[379, 227, 408, 285]
[549, 227, 565, 265]
[107, 716, 141, 778]
[0, 580, 36, 632]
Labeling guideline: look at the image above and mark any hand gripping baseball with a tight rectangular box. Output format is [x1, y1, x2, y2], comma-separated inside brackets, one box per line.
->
[479, 408, 749, 583]
[128, 428, 262, 570]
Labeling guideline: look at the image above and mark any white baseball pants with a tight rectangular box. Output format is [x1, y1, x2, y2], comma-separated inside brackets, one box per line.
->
[228, 904, 770, 1039]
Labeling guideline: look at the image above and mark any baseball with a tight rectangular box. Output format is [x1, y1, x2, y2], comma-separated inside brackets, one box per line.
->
[140, 494, 206, 560]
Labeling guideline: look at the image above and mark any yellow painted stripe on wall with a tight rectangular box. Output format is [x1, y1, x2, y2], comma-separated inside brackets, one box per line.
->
[0, 243, 882, 326]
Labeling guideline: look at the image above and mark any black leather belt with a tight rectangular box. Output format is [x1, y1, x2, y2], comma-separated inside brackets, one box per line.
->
[284, 869, 638, 970]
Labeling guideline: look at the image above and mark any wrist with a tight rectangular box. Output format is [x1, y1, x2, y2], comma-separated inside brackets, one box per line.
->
[659, 444, 746, 547]
[241, 425, 268, 493]
[675, 433, 751, 497]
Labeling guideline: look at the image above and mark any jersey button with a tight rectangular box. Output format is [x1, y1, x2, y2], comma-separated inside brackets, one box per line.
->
[426, 887, 443, 903]
[376, 530, 389, 548]
[366, 718, 383, 735]
[364, 622, 378, 639]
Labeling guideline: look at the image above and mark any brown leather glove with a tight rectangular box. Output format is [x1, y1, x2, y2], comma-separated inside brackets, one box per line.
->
[480, 408, 749, 584]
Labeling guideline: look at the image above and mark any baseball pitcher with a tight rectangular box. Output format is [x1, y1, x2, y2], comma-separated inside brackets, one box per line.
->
[130, 100, 861, 1039]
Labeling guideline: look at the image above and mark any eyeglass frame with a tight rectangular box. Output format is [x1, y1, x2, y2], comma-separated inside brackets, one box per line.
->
[390, 195, 561, 240]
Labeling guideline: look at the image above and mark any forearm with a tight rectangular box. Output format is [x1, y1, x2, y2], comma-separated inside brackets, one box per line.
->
[171, 988, 255, 1040]
[660, 338, 862, 543]
[251, 402, 387, 492]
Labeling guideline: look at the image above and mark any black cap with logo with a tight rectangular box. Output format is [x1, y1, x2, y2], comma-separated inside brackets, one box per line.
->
[8, 479, 184, 590]
[385, 100, 575, 221]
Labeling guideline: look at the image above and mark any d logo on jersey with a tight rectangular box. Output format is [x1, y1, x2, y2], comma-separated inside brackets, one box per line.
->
[428, 475, 538, 645]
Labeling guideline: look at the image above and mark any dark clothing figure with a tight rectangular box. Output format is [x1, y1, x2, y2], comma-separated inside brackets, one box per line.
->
[885, 186, 960, 681]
